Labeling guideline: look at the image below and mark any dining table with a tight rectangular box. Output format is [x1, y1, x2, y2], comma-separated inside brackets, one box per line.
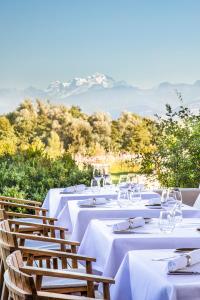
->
[42, 187, 160, 231]
[78, 217, 200, 278]
[69, 200, 200, 241]
[110, 248, 200, 300]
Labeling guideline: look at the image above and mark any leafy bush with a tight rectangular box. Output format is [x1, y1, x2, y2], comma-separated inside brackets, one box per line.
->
[0, 151, 92, 202]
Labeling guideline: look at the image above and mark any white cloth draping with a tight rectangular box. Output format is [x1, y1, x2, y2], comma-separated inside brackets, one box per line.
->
[70, 201, 200, 242]
[78, 218, 200, 278]
[43, 188, 160, 230]
[111, 249, 200, 300]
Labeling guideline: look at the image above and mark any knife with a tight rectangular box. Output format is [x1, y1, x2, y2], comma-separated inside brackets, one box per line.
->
[168, 271, 200, 275]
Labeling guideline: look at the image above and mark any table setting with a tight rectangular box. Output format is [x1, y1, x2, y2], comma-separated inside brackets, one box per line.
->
[111, 248, 200, 300]
[78, 215, 200, 278]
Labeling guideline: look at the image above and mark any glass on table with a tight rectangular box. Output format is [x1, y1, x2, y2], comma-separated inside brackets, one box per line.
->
[159, 210, 176, 233]
[169, 188, 183, 223]
[102, 174, 112, 189]
[117, 188, 131, 208]
[129, 187, 142, 203]
[90, 178, 101, 192]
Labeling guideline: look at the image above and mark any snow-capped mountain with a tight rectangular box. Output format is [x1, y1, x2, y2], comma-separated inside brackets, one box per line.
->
[45, 73, 130, 98]
[0, 73, 199, 116]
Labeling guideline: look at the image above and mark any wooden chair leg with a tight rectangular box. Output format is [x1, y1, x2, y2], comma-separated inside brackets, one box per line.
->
[1, 282, 9, 300]
[0, 260, 4, 296]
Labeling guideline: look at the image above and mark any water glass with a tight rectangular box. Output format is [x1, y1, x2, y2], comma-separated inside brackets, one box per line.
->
[90, 178, 100, 191]
[159, 210, 176, 233]
[117, 188, 130, 208]
[129, 188, 142, 203]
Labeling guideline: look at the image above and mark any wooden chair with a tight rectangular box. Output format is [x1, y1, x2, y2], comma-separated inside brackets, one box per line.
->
[0, 224, 114, 299]
[5, 251, 96, 300]
[0, 195, 42, 206]
[0, 200, 58, 236]
[0, 208, 68, 240]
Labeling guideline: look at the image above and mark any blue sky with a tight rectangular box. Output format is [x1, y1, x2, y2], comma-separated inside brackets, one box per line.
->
[0, 0, 200, 89]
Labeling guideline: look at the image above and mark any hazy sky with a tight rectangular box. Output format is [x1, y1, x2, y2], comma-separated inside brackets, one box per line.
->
[1, 0, 200, 89]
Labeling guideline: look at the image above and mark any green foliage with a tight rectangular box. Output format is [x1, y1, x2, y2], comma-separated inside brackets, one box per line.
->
[141, 104, 200, 187]
[0, 151, 92, 201]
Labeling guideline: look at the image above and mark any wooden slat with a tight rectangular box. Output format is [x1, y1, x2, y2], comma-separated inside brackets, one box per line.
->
[21, 266, 115, 284]
[0, 195, 41, 206]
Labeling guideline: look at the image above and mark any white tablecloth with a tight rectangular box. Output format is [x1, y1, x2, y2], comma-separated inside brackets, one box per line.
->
[43, 188, 159, 231]
[42, 187, 118, 218]
[111, 249, 200, 300]
[69, 200, 200, 242]
[78, 218, 200, 277]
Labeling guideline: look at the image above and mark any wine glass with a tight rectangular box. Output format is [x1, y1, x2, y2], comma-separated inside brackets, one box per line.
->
[118, 175, 129, 189]
[90, 178, 100, 192]
[169, 188, 183, 223]
[161, 189, 169, 209]
[159, 210, 176, 233]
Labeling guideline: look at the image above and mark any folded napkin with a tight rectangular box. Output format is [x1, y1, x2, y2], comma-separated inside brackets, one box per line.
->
[63, 184, 86, 193]
[148, 198, 161, 205]
[75, 184, 86, 192]
[168, 249, 200, 272]
[112, 217, 145, 231]
[78, 197, 107, 206]
[63, 186, 76, 193]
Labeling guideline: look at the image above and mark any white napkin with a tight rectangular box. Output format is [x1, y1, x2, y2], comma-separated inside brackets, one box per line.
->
[63, 184, 86, 193]
[75, 184, 86, 192]
[148, 198, 161, 205]
[78, 198, 107, 206]
[168, 249, 200, 272]
[63, 186, 76, 193]
[112, 217, 145, 231]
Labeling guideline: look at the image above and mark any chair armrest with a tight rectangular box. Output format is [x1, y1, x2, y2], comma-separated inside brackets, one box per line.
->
[6, 211, 57, 222]
[0, 201, 47, 212]
[37, 291, 94, 300]
[0, 195, 42, 206]
[14, 232, 80, 246]
[21, 266, 115, 284]
[20, 246, 96, 262]
[8, 220, 68, 232]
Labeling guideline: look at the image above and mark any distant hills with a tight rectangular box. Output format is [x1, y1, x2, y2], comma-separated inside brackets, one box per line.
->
[0, 73, 199, 116]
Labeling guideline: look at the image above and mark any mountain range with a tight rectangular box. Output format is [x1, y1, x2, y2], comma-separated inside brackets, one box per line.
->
[0, 73, 200, 116]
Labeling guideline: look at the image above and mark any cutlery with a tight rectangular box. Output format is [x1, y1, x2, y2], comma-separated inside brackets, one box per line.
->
[168, 271, 200, 275]
[113, 230, 152, 234]
[174, 248, 199, 253]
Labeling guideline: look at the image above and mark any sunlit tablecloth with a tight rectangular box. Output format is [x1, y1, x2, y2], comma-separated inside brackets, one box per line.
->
[111, 249, 200, 300]
[42, 188, 159, 232]
[78, 218, 200, 277]
[69, 200, 200, 242]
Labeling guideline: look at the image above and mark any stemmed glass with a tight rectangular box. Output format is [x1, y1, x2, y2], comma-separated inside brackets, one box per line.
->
[90, 178, 100, 192]
[168, 188, 183, 223]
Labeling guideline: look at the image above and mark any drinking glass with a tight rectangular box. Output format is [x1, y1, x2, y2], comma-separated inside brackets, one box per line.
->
[170, 188, 183, 223]
[117, 188, 130, 208]
[90, 178, 100, 192]
[161, 189, 169, 209]
[159, 210, 176, 233]
[103, 175, 112, 188]
[129, 189, 142, 203]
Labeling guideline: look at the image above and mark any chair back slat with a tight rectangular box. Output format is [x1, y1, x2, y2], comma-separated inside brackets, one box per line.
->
[0, 220, 18, 271]
[5, 251, 36, 299]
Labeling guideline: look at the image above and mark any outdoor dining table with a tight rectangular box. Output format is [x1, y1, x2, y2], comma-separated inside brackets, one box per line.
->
[42, 187, 118, 218]
[110, 249, 200, 300]
[68, 199, 200, 242]
[42, 187, 159, 231]
[78, 217, 200, 278]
